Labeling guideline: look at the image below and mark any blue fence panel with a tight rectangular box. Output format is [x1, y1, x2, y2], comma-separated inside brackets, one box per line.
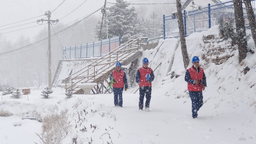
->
[81, 44, 86, 58]
[63, 36, 121, 59]
[186, 8, 210, 34]
[87, 42, 94, 58]
[163, 1, 253, 39]
[70, 46, 76, 59]
[94, 41, 101, 57]
[75, 45, 80, 58]
[64, 47, 71, 59]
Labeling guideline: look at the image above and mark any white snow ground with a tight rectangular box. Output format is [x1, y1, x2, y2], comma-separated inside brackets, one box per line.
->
[0, 26, 255, 144]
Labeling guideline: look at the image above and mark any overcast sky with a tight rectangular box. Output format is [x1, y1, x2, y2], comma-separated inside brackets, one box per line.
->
[0, 0, 105, 42]
[0, 0, 238, 43]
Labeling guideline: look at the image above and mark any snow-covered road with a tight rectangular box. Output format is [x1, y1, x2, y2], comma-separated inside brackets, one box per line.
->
[91, 91, 256, 144]
[0, 87, 255, 144]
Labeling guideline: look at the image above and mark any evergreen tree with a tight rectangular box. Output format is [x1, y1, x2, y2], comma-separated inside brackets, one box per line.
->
[219, 17, 235, 41]
[95, 0, 140, 43]
[138, 14, 163, 39]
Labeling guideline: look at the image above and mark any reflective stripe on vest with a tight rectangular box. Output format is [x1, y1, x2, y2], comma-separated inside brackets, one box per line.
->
[188, 66, 204, 91]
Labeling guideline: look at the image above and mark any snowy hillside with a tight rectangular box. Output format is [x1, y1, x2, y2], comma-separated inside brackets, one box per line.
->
[0, 26, 255, 144]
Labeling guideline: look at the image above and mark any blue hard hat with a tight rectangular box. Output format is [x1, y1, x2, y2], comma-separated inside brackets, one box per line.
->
[116, 62, 122, 67]
[143, 58, 149, 64]
[192, 56, 200, 63]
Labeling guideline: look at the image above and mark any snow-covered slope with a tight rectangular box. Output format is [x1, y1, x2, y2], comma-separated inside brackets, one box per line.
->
[0, 26, 255, 144]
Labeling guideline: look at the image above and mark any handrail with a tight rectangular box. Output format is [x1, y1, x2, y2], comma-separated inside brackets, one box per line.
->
[70, 39, 138, 80]
[66, 38, 138, 80]
[67, 47, 139, 90]
[65, 38, 141, 92]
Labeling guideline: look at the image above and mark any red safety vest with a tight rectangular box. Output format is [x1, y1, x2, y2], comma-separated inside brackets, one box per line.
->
[187, 66, 204, 91]
[139, 67, 152, 87]
[112, 69, 125, 88]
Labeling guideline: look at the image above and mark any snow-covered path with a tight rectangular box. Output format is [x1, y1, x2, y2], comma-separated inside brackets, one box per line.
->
[0, 87, 255, 144]
[81, 91, 255, 144]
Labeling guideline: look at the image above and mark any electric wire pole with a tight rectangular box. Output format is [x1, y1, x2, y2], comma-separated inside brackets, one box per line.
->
[99, 0, 107, 40]
[37, 11, 59, 91]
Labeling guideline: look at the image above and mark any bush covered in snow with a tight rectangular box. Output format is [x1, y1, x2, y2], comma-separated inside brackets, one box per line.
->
[0, 109, 13, 117]
[40, 110, 70, 144]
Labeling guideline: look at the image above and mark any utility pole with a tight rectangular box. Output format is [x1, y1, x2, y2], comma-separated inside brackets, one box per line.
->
[191, 1, 196, 33]
[99, 0, 107, 40]
[106, 10, 108, 39]
[37, 11, 59, 91]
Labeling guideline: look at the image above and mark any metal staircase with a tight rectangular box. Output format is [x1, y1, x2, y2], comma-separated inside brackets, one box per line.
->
[64, 38, 143, 94]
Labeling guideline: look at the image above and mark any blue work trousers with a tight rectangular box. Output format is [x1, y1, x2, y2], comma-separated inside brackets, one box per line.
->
[139, 86, 152, 109]
[113, 87, 123, 107]
[189, 91, 203, 118]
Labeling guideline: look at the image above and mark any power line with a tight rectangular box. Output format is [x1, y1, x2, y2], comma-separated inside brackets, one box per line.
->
[0, 15, 44, 28]
[1, 1, 96, 45]
[1, 39, 48, 57]
[54, 6, 103, 35]
[60, 0, 88, 20]
[51, 24, 64, 47]
[0, 24, 47, 35]
[107, 2, 176, 5]
[51, 24, 65, 60]
[0, 37, 48, 56]
[36, 11, 59, 91]
[2, 7, 96, 50]
[1, 0, 89, 43]
[99, 0, 107, 40]
[0, 6, 103, 56]
[0, 21, 35, 31]
[52, 0, 67, 13]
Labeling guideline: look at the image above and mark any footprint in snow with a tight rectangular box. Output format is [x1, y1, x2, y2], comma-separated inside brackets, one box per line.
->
[13, 122, 22, 127]
[238, 136, 246, 141]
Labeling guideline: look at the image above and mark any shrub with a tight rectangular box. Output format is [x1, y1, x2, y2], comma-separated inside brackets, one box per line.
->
[0, 109, 13, 117]
[40, 109, 70, 144]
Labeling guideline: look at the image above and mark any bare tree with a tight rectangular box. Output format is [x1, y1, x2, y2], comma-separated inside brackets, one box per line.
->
[233, 0, 248, 63]
[176, 0, 189, 69]
[244, 0, 256, 48]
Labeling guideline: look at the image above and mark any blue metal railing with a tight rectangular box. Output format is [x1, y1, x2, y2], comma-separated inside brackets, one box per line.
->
[163, 1, 253, 39]
[63, 36, 121, 59]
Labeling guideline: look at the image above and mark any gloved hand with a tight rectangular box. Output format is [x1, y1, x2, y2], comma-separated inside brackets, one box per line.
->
[125, 88, 127, 91]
